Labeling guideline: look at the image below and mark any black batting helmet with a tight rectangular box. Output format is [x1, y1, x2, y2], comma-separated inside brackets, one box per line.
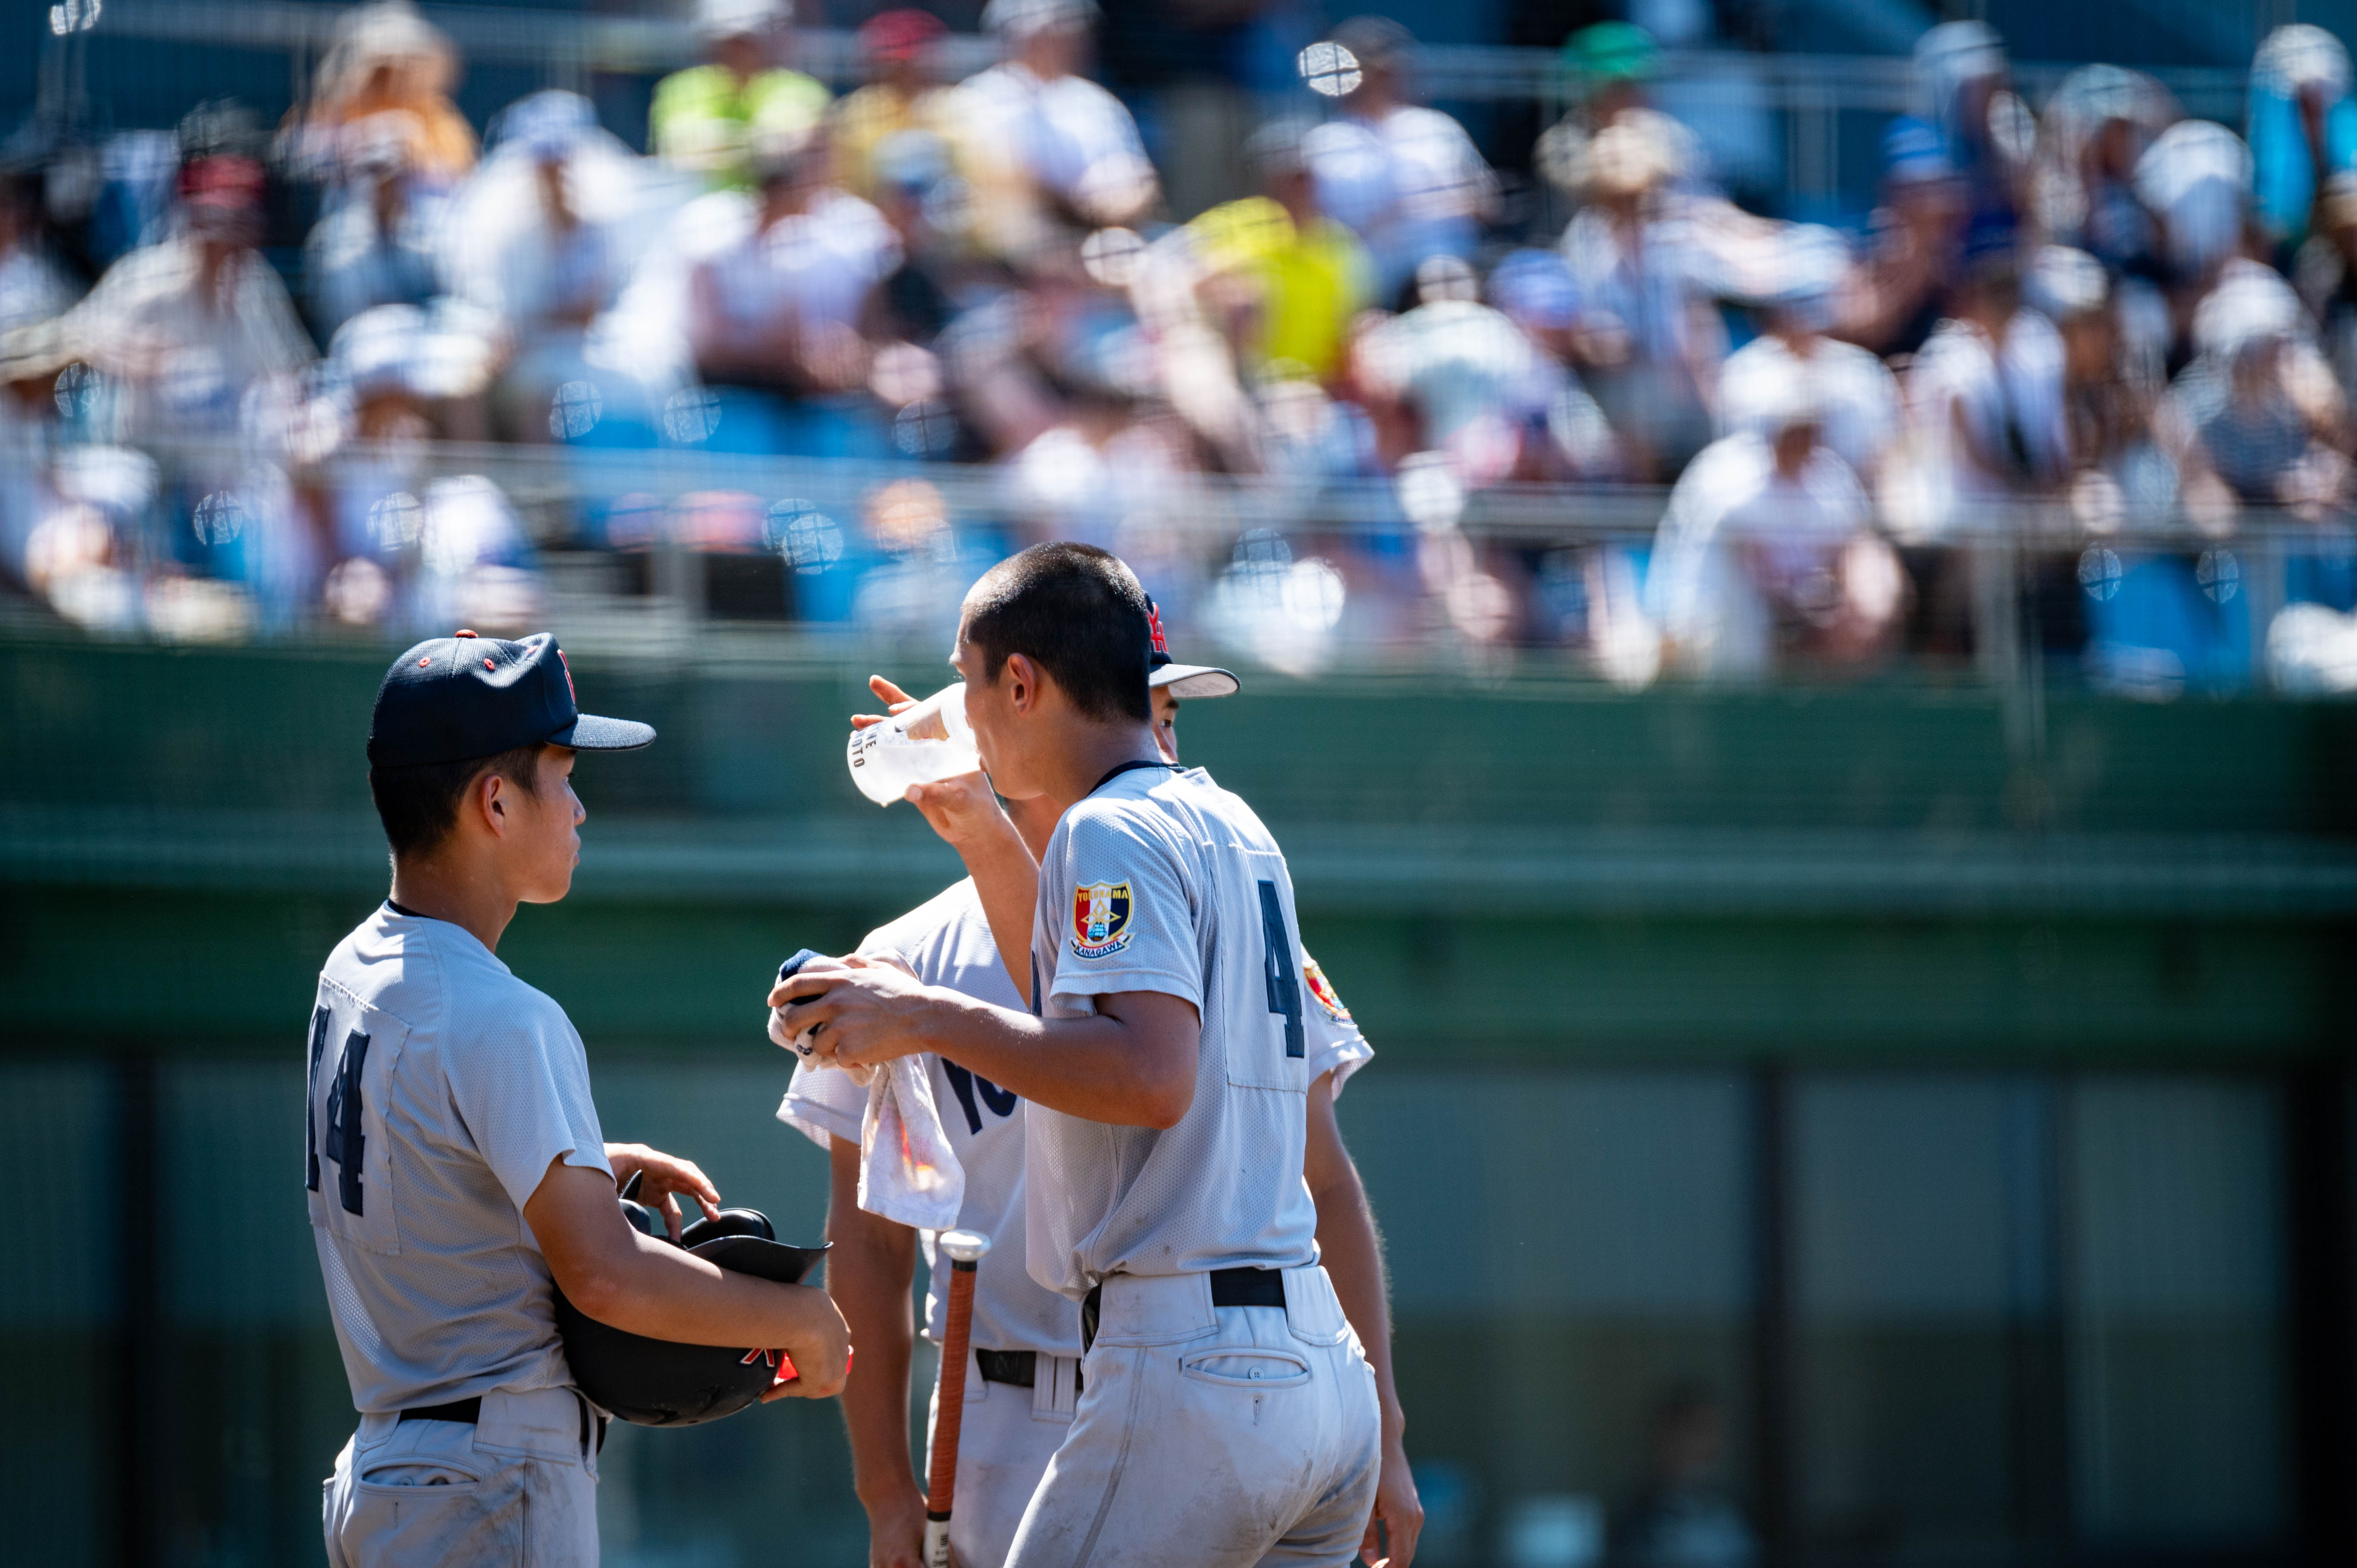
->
[554, 1172, 828, 1426]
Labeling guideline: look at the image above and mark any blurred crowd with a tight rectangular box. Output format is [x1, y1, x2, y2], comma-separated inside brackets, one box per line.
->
[5, 0, 2357, 692]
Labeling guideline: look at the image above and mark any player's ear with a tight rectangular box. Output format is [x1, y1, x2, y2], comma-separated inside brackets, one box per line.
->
[1004, 652, 1040, 714]
[477, 769, 509, 836]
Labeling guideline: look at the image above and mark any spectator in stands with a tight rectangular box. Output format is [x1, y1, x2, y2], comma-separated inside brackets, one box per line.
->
[0, 153, 77, 340]
[2296, 172, 2357, 407]
[651, 0, 831, 192]
[448, 93, 637, 442]
[1303, 16, 1496, 309]
[4, 113, 318, 635]
[1354, 256, 1554, 488]
[21, 136, 311, 480]
[1179, 118, 1375, 388]
[1559, 112, 1724, 481]
[956, 0, 1157, 271]
[1900, 249, 2070, 516]
[292, 1, 476, 189]
[320, 303, 525, 634]
[2161, 261, 2349, 524]
[2032, 66, 2173, 282]
[688, 125, 900, 457]
[2248, 25, 2357, 263]
[1718, 226, 1899, 484]
[1648, 374, 1896, 682]
[2022, 246, 2166, 520]
[1910, 22, 2032, 263]
[305, 112, 443, 338]
[1837, 119, 1969, 357]
[831, 9, 955, 208]
[2134, 119, 2257, 360]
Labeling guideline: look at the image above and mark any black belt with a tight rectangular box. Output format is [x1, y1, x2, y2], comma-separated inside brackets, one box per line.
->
[398, 1398, 482, 1425]
[398, 1394, 607, 1453]
[1079, 1268, 1287, 1354]
[975, 1348, 1081, 1393]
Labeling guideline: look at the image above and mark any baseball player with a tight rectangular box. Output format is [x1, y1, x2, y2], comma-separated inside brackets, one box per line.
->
[772, 544, 1383, 1567]
[311, 631, 849, 1568]
[795, 623, 1423, 1568]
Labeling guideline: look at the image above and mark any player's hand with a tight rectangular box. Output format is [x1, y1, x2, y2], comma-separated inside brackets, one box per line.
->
[768, 955, 939, 1073]
[768, 953, 859, 1057]
[758, 1283, 852, 1400]
[849, 673, 919, 730]
[903, 768, 1022, 855]
[855, 1484, 929, 1568]
[1362, 1431, 1424, 1568]
[603, 1143, 723, 1242]
[853, 677, 1025, 858]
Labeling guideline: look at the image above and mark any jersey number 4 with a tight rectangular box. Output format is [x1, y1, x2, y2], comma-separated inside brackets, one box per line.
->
[306, 1004, 371, 1216]
[1258, 880, 1305, 1059]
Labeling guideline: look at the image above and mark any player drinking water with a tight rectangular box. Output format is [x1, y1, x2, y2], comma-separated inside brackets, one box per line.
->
[310, 631, 848, 1568]
[772, 545, 1383, 1567]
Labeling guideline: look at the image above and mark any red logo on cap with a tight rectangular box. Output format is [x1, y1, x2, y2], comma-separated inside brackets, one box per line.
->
[556, 648, 577, 704]
[1147, 601, 1169, 657]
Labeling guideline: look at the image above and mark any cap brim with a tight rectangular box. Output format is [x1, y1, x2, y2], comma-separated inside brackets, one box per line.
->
[551, 713, 658, 751]
[1150, 663, 1241, 698]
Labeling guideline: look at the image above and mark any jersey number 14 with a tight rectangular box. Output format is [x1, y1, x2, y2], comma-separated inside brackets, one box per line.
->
[306, 1004, 371, 1216]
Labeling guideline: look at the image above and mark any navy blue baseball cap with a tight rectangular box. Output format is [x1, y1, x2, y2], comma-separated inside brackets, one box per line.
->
[368, 631, 655, 767]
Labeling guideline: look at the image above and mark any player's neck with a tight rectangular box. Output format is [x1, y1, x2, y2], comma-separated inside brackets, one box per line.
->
[1036, 718, 1165, 815]
[388, 852, 521, 954]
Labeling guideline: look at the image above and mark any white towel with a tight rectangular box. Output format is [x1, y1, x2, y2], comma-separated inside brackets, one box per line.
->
[856, 1055, 965, 1231]
[768, 957, 965, 1232]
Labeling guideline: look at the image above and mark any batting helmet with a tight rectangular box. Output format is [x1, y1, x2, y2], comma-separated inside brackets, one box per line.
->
[555, 1171, 829, 1426]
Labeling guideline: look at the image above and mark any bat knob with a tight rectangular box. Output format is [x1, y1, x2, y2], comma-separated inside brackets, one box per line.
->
[938, 1228, 992, 1265]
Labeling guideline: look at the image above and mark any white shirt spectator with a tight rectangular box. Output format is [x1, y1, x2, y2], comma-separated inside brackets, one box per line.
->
[956, 61, 1154, 230]
[1649, 429, 1870, 679]
[1718, 333, 1901, 476]
[1358, 297, 1548, 465]
[1306, 106, 1492, 296]
[702, 188, 902, 335]
[1901, 309, 2068, 529]
[47, 233, 313, 444]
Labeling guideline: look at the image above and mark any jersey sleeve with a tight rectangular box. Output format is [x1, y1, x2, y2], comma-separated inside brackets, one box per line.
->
[1042, 802, 1201, 1010]
[777, 1056, 868, 1151]
[1299, 948, 1373, 1097]
[443, 990, 611, 1215]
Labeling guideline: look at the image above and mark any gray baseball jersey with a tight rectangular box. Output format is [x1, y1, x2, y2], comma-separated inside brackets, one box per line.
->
[1024, 763, 1326, 1298]
[307, 904, 612, 1413]
[779, 879, 1082, 1357]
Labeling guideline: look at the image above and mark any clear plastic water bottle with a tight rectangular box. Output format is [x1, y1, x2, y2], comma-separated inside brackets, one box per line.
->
[846, 682, 982, 805]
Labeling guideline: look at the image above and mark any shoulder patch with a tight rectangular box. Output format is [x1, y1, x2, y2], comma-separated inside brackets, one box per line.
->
[1070, 879, 1134, 959]
[1302, 956, 1352, 1024]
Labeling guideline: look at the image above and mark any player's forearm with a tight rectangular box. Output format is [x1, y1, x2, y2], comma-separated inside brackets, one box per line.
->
[826, 1139, 924, 1505]
[911, 989, 1194, 1127]
[581, 1233, 843, 1362]
[1312, 1162, 1405, 1437]
[950, 820, 1041, 1003]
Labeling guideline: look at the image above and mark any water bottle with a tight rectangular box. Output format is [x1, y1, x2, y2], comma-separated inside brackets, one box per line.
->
[846, 682, 982, 805]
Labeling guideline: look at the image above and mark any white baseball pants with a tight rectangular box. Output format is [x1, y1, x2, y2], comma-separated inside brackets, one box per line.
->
[1004, 1265, 1382, 1568]
[926, 1350, 1084, 1566]
[322, 1387, 598, 1568]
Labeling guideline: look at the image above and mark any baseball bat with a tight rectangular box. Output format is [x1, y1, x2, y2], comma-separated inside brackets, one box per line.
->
[924, 1228, 992, 1568]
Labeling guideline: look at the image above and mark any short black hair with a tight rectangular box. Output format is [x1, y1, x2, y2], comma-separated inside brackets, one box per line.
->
[962, 542, 1152, 723]
[369, 743, 547, 861]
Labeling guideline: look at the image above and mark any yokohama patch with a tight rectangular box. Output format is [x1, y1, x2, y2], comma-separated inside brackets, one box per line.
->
[1303, 955, 1352, 1023]
[1071, 879, 1134, 958]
